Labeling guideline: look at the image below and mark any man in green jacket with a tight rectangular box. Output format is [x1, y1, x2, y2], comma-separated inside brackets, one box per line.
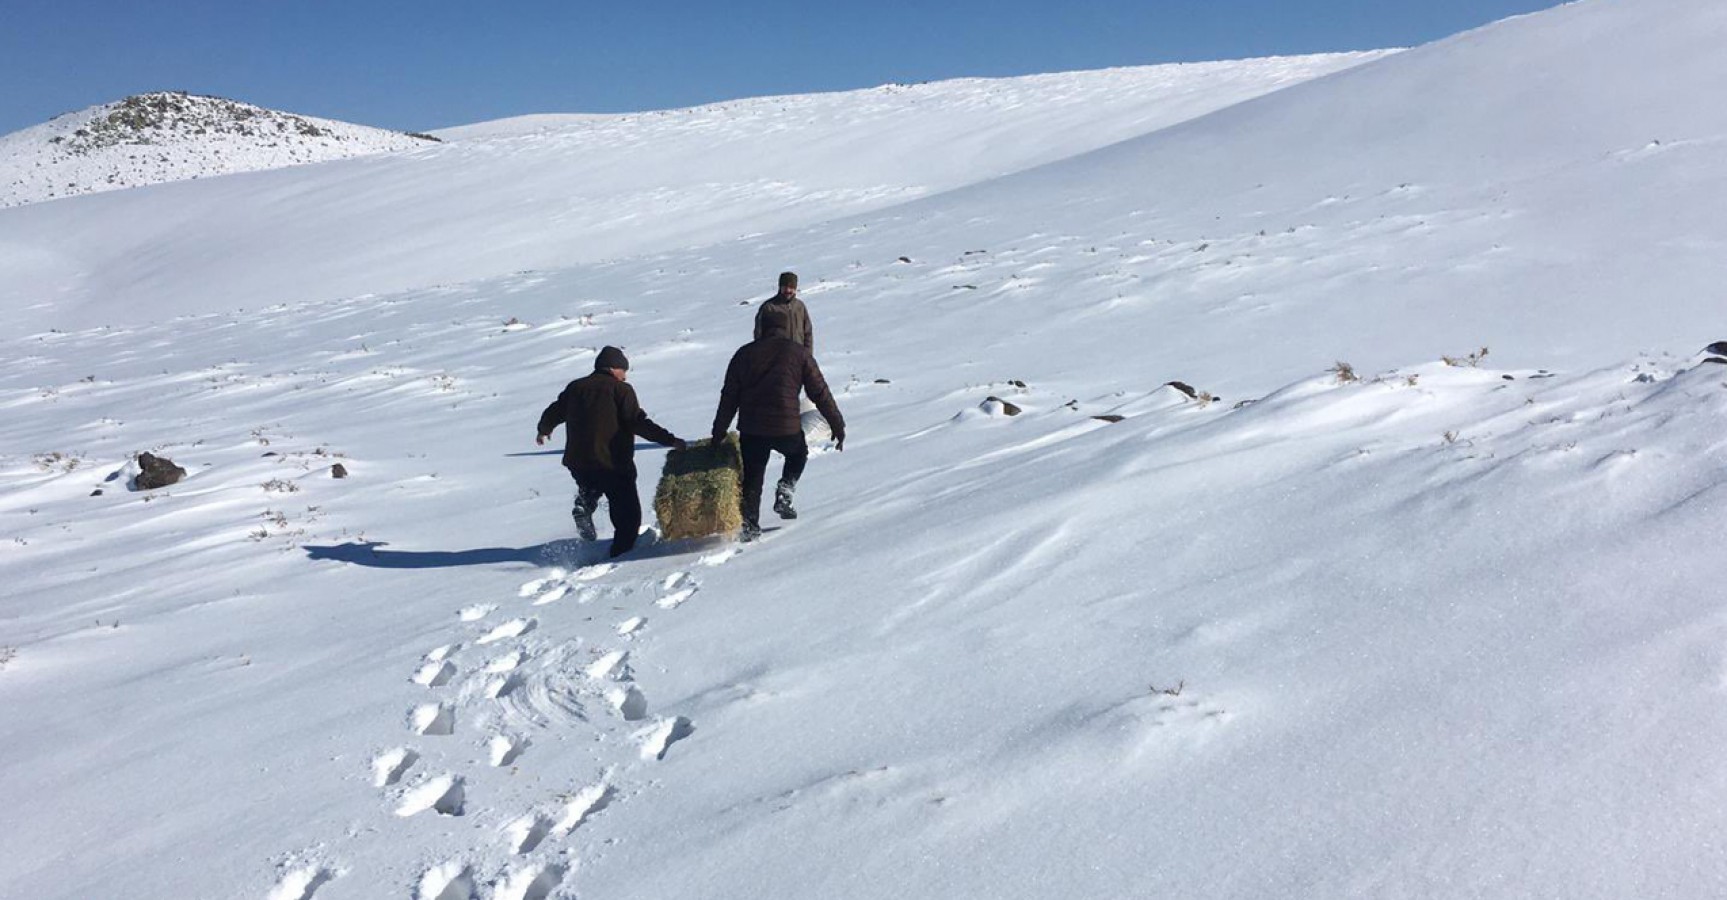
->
[753, 271, 814, 353]
[537, 346, 685, 557]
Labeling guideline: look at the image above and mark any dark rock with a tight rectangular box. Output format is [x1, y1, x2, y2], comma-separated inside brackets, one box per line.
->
[1702, 357, 1727, 366]
[90, 488, 103, 497]
[1164, 381, 1198, 399]
[1704, 341, 1727, 356]
[261, 451, 278, 457]
[134, 453, 186, 490]
[331, 463, 349, 479]
[984, 396, 1022, 416]
[1502, 374, 1515, 381]
[874, 379, 891, 384]
[1092, 415, 1126, 423]
[897, 256, 912, 264]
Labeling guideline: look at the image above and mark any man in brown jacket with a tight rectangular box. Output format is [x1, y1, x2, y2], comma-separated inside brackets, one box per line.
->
[537, 346, 686, 557]
[712, 308, 845, 541]
[753, 271, 814, 353]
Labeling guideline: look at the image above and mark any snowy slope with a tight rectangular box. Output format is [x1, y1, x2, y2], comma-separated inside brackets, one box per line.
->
[859, 0, 1727, 385]
[0, 92, 438, 208]
[0, 53, 1385, 336]
[6, 1, 1727, 899]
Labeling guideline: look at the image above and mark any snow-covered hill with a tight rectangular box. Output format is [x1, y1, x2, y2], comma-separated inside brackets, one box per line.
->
[6, 1, 1727, 898]
[0, 91, 438, 208]
[0, 53, 1385, 335]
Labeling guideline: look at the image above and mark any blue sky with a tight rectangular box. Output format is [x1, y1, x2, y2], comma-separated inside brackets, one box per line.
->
[1, 0, 1563, 135]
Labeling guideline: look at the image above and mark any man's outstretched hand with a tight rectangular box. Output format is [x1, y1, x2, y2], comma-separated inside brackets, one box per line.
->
[535, 433, 549, 446]
[834, 430, 846, 452]
[672, 438, 689, 451]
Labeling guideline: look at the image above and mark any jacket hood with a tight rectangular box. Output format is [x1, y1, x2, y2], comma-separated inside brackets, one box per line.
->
[757, 304, 794, 341]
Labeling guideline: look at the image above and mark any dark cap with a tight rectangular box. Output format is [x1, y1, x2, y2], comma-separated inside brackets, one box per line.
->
[778, 271, 798, 289]
[594, 345, 629, 371]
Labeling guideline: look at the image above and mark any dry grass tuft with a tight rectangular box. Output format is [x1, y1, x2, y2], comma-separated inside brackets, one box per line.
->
[654, 434, 743, 541]
[1442, 346, 1490, 368]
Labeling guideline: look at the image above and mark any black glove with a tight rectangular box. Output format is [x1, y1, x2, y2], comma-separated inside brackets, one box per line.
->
[672, 438, 688, 451]
[833, 429, 846, 452]
[711, 430, 727, 446]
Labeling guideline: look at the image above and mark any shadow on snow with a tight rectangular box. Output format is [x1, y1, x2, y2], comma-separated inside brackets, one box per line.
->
[302, 533, 727, 570]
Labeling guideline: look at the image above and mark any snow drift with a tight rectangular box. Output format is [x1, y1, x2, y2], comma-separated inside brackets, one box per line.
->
[0, 53, 1385, 335]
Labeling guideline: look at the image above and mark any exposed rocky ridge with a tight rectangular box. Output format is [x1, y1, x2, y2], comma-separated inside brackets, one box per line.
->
[0, 91, 438, 208]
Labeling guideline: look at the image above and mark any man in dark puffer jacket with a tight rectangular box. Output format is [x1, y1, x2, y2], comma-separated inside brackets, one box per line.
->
[712, 308, 846, 541]
[538, 346, 686, 557]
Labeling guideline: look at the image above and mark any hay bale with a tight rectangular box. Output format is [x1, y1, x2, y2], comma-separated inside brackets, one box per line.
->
[801, 409, 832, 444]
[800, 397, 833, 445]
[653, 433, 743, 540]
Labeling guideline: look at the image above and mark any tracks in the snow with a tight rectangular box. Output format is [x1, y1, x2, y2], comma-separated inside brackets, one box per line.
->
[269, 538, 739, 897]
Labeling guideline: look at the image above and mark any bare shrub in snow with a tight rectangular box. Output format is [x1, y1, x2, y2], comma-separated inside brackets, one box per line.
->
[1443, 346, 1490, 367]
[32, 451, 83, 473]
[1329, 361, 1360, 384]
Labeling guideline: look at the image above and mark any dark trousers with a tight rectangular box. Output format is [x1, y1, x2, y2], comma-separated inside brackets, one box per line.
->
[740, 433, 808, 527]
[569, 465, 642, 557]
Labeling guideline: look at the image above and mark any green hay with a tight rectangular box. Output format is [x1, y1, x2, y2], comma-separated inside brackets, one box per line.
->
[654, 433, 743, 540]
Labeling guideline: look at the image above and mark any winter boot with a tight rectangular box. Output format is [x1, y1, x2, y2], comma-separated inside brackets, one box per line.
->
[740, 519, 763, 543]
[572, 495, 598, 542]
[772, 479, 798, 520]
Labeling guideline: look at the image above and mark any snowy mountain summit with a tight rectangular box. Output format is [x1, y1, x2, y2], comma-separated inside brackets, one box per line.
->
[0, 91, 437, 208]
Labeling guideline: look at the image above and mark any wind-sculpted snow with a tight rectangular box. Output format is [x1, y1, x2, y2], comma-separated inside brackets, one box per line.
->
[5, 1, 1727, 897]
[4, 244, 1727, 897]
